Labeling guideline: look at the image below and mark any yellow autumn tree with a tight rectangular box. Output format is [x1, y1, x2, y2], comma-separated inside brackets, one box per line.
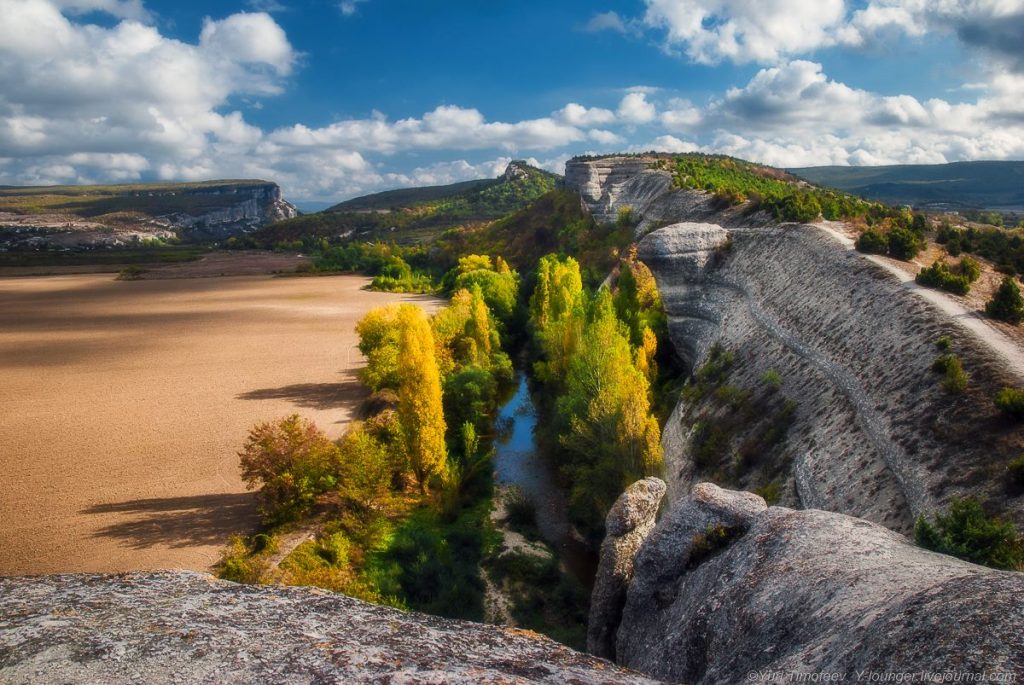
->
[396, 304, 447, 492]
[465, 285, 493, 365]
[530, 254, 586, 386]
[557, 290, 662, 533]
[355, 305, 402, 391]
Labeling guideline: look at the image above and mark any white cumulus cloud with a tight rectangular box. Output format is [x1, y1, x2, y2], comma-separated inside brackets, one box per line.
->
[643, 0, 847, 64]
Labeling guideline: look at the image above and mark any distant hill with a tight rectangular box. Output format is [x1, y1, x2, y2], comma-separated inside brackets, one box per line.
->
[0, 180, 288, 219]
[328, 179, 498, 213]
[790, 161, 1024, 211]
[256, 161, 559, 246]
[327, 161, 559, 216]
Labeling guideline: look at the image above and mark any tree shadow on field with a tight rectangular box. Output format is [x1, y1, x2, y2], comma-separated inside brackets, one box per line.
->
[82, 492, 257, 550]
[235, 368, 366, 411]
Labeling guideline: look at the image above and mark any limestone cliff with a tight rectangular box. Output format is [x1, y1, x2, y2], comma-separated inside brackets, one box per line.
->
[564, 156, 764, 232]
[161, 182, 299, 239]
[0, 571, 660, 685]
[0, 181, 298, 250]
[565, 156, 1024, 533]
[591, 480, 1024, 683]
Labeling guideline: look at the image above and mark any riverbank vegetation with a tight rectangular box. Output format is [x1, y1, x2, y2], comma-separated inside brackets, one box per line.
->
[218, 200, 682, 643]
[526, 252, 669, 540]
[219, 265, 516, 620]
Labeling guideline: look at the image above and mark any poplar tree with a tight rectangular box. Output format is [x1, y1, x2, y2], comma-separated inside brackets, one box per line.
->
[557, 291, 662, 530]
[530, 255, 585, 385]
[396, 305, 447, 492]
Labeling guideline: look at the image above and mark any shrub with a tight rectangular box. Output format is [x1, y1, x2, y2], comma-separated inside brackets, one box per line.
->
[503, 489, 539, 538]
[776, 192, 821, 223]
[986, 277, 1024, 324]
[761, 369, 783, 391]
[915, 497, 1024, 570]
[855, 229, 888, 255]
[994, 387, 1024, 421]
[1009, 455, 1024, 490]
[932, 354, 968, 394]
[958, 256, 982, 282]
[217, 536, 271, 584]
[943, 360, 969, 394]
[888, 226, 924, 261]
[935, 335, 952, 351]
[116, 265, 147, 281]
[753, 481, 781, 505]
[916, 260, 971, 295]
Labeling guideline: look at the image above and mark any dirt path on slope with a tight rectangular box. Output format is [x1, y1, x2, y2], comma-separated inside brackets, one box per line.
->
[818, 222, 1024, 382]
[0, 273, 439, 575]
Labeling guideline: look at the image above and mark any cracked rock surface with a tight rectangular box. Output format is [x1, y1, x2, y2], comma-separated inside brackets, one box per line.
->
[0, 571, 662, 685]
[613, 483, 1024, 684]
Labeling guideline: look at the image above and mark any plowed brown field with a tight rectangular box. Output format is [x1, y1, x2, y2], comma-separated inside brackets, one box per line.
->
[0, 273, 438, 574]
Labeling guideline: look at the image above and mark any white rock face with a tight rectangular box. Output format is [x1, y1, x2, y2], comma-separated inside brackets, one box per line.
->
[564, 157, 679, 227]
[567, 156, 1024, 534]
[587, 477, 667, 659]
[610, 482, 1024, 683]
[564, 157, 770, 234]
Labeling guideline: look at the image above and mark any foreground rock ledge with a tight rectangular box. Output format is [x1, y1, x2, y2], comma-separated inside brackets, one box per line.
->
[0, 571, 660, 685]
[598, 482, 1024, 684]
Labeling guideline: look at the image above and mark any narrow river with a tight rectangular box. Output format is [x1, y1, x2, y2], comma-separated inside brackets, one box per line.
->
[492, 373, 598, 587]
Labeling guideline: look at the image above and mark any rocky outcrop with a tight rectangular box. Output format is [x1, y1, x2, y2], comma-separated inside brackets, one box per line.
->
[608, 482, 1024, 683]
[153, 182, 298, 239]
[639, 221, 1023, 532]
[564, 157, 757, 232]
[0, 571, 661, 685]
[587, 477, 666, 659]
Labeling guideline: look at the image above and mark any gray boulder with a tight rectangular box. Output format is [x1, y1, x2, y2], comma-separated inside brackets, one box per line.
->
[0, 571, 663, 685]
[587, 477, 666, 659]
[614, 483, 1024, 683]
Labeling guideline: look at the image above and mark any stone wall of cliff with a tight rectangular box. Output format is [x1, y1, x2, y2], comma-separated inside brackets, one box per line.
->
[161, 182, 298, 238]
[565, 157, 1024, 533]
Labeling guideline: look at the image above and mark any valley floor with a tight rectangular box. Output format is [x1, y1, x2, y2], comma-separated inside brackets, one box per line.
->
[0, 272, 439, 575]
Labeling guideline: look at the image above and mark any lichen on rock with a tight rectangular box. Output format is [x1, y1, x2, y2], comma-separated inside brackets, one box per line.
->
[0, 571, 662, 685]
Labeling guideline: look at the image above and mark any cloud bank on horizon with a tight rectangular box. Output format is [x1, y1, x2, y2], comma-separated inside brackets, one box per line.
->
[1, 0, 1023, 201]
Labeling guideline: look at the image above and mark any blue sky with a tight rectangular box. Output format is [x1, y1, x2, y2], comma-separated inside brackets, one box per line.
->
[1, 0, 1023, 202]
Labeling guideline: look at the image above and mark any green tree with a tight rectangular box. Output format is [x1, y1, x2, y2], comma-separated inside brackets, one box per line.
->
[888, 226, 924, 261]
[557, 291, 662, 534]
[856, 229, 888, 255]
[530, 255, 586, 385]
[442, 365, 498, 432]
[958, 256, 982, 282]
[915, 497, 1024, 570]
[239, 415, 340, 524]
[986, 277, 1024, 324]
[397, 305, 448, 492]
[916, 260, 971, 295]
[447, 254, 520, 325]
[336, 427, 394, 508]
